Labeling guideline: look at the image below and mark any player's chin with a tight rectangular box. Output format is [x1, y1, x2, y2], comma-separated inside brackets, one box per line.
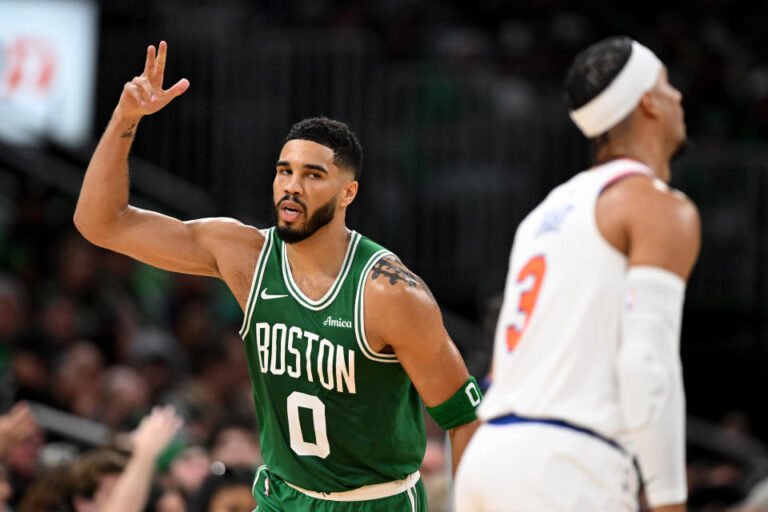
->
[279, 219, 304, 231]
[277, 225, 310, 244]
[671, 135, 689, 161]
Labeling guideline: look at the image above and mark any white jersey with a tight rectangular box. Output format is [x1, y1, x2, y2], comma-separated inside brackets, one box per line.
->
[478, 158, 654, 439]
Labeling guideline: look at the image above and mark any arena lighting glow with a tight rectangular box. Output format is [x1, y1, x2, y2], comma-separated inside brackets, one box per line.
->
[0, 0, 98, 148]
[569, 41, 662, 137]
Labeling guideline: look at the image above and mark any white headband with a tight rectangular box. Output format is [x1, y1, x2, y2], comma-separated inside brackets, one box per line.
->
[569, 41, 662, 137]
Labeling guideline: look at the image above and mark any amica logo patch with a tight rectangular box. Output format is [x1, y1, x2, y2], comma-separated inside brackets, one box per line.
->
[323, 316, 352, 328]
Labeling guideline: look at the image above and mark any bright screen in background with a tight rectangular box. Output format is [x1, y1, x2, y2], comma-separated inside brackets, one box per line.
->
[0, 0, 98, 148]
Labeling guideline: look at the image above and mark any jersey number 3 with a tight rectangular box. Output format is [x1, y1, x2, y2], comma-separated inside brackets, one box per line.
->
[506, 255, 546, 352]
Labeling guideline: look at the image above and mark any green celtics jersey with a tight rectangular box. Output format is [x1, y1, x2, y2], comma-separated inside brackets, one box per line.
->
[239, 228, 426, 492]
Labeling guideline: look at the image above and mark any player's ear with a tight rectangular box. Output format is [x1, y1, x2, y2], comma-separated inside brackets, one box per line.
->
[637, 89, 660, 119]
[340, 179, 358, 208]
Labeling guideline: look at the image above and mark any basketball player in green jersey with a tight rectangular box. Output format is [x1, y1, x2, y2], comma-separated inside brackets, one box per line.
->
[74, 41, 482, 511]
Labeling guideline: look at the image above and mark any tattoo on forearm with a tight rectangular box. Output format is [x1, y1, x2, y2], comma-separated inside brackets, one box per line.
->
[121, 123, 136, 139]
[370, 257, 436, 300]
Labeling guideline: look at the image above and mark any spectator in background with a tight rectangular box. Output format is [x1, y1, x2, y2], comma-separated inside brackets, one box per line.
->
[69, 406, 183, 512]
[38, 292, 79, 353]
[0, 402, 36, 458]
[52, 341, 105, 419]
[168, 275, 217, 355]
[148, 484, 187, 512]
[100, 406, 183, 512]
[4, 412, 44, 508]
[208, 419, 261, 470]
[165, 342, 244, 446]
[166, 445, 212, 502]
[129, 327, 182, 404]
[190, 465, 255, 512]
[69, 450, 127, 512]
[8, 337, 52, 407]
[17, 464, 72, 512]
[0, 402, 36, 510]
[97, 366, 150, 431]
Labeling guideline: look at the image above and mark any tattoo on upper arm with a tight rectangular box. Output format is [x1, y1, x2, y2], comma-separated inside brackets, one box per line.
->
[370, 257, 436, 301]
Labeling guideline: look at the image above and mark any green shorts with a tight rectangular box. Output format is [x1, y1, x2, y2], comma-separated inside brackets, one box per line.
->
[252, 466, 427, 512]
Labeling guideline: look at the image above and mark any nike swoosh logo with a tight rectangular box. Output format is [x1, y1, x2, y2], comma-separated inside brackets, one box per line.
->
[260, 288, 288, 300]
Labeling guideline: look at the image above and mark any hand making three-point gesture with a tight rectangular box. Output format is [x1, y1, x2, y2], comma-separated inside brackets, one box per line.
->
[117, 41, 189, 121]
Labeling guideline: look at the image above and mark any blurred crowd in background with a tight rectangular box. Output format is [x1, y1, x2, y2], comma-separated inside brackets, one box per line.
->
[101, 0, 768, 139]
[1, 1, 768, 511]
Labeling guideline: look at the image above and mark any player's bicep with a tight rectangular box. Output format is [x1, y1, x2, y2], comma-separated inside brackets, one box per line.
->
[365, 259, 470, 407]
[394, 302, 471, 408]
[89, 207, 226, 277]
[627, 191, 700, 280]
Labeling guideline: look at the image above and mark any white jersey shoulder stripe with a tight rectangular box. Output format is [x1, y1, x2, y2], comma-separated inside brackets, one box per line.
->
[239, 228, 274, 339]
[354, 249, 399, 363]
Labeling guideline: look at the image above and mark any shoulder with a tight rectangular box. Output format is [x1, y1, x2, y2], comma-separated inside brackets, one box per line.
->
[603, 171, 695, 205]
[365, 255, 436, 308]
[364, 256, 442, 344]
[602, 176, 700, 278]
[186, 217, 266, 253]
[600, 175, 700, 232]
[622, 177, 699, 235]
[186, 218, 267, 303]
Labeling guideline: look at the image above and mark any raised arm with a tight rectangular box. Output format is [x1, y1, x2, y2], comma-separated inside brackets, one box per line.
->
[0, 402, 37, 459]
[364, 257, 480, 473]
[102, 406, 183, 512]
[73, 42, 262, 294]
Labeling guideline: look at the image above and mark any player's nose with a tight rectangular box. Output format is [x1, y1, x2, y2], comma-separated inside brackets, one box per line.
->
[283, 173, 303, 196]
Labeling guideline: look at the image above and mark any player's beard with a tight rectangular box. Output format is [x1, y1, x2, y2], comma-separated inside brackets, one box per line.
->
[273, 194, 337, 244]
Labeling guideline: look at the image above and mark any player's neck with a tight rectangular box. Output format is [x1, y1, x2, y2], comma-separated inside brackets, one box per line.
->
[596, 138, 671, 183]
[284, 220, 352, 278]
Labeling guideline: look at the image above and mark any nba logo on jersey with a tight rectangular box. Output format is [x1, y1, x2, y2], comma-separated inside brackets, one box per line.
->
[265, 477, 270, 496]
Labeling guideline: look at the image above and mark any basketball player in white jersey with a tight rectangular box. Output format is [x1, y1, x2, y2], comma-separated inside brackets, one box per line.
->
[454, 37, 700, 511]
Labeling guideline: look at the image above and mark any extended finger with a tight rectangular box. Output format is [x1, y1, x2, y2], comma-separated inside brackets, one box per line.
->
[162, 78, 190, 99]
[143, 44, 156, 77]
[154, 40, 168, 86]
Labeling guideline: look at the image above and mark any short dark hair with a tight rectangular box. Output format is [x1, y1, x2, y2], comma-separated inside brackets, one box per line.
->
[285, 117, 363, 179]
[564, 36, 633, 111]
[69, 450, 127, 499]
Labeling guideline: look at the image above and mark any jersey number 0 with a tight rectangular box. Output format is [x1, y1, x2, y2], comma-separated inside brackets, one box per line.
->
[287, 391, 331, 458]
